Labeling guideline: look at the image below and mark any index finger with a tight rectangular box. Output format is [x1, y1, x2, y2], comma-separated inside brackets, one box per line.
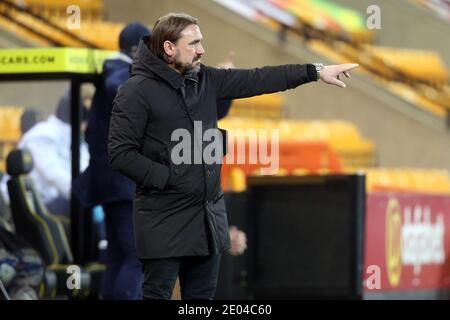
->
[339, 63, 359, 72]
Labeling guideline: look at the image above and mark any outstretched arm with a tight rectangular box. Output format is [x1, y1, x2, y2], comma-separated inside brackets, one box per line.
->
[207, 63, 359, 100]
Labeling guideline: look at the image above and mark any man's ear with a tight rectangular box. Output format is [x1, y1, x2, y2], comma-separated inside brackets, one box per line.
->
[163, 41, 175, 61]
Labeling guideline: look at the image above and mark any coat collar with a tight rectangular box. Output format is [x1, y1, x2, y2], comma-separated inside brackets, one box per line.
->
[131, 36, 193, 90]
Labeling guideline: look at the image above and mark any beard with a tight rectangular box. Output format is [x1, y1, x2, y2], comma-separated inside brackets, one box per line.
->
[173, 54, 201, 75]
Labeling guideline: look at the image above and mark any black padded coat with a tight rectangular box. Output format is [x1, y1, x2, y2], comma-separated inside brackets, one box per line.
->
[108, 36, 317, 259]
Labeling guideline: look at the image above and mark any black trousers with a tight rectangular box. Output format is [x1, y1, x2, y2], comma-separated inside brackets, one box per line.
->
[140, 254, 221, 300]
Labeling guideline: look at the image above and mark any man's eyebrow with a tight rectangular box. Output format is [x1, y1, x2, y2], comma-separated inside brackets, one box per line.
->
[188, 39, 202, 45]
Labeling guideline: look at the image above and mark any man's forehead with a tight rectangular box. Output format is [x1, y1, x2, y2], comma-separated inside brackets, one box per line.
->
[181, 24, 203, 40]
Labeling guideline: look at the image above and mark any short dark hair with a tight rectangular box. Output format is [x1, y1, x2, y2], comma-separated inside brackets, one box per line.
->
[150, 13, 198, 63]
[55, 91, 88, 125]
[20, 108, 42, 135]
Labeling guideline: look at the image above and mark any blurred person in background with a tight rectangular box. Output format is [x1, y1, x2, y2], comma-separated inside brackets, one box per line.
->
[17, 91, 89, 223]
[20, 108, 43, 136]
[228, 226, 247, 256]
[73, 22, 151, 300]
[215, 52, 248, 258]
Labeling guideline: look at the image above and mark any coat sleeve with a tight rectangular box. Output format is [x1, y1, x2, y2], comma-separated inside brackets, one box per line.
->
[108, 83, 170, 191]
[206, 64, 317, 100]
[105, 68, 130, 105]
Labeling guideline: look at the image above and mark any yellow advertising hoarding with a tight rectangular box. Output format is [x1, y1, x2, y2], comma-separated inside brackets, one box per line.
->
[0, 48, 115, 74]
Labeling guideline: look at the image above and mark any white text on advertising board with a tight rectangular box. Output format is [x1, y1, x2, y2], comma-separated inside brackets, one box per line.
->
[402, 206, 445, 275]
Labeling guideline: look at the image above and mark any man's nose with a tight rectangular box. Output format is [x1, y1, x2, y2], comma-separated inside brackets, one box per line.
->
[197, 44, 205, 56]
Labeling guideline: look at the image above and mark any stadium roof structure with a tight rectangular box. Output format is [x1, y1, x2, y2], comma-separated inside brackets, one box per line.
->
[0, 47, 115, 264]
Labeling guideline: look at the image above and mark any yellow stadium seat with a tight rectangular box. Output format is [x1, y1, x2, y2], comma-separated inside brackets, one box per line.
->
[0, 106, 24, 172]
[357, 167, 450, 194]
[229, 167, 247, 192]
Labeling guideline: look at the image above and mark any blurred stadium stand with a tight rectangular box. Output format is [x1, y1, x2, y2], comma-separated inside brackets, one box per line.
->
[0, 0, 450, 299]
[411, 0, 450, 21]
[90, 0, 450, 170]
[0, 106, 24, 172]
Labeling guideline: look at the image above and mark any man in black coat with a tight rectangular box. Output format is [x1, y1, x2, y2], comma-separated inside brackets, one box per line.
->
[74, 21, 234, 300]
[108, 13, 358, 300]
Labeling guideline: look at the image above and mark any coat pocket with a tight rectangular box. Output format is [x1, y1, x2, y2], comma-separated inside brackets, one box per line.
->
[141, 134, 172, 192]
[142, 133, 170, 166]
[204, 196, 230, 255]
